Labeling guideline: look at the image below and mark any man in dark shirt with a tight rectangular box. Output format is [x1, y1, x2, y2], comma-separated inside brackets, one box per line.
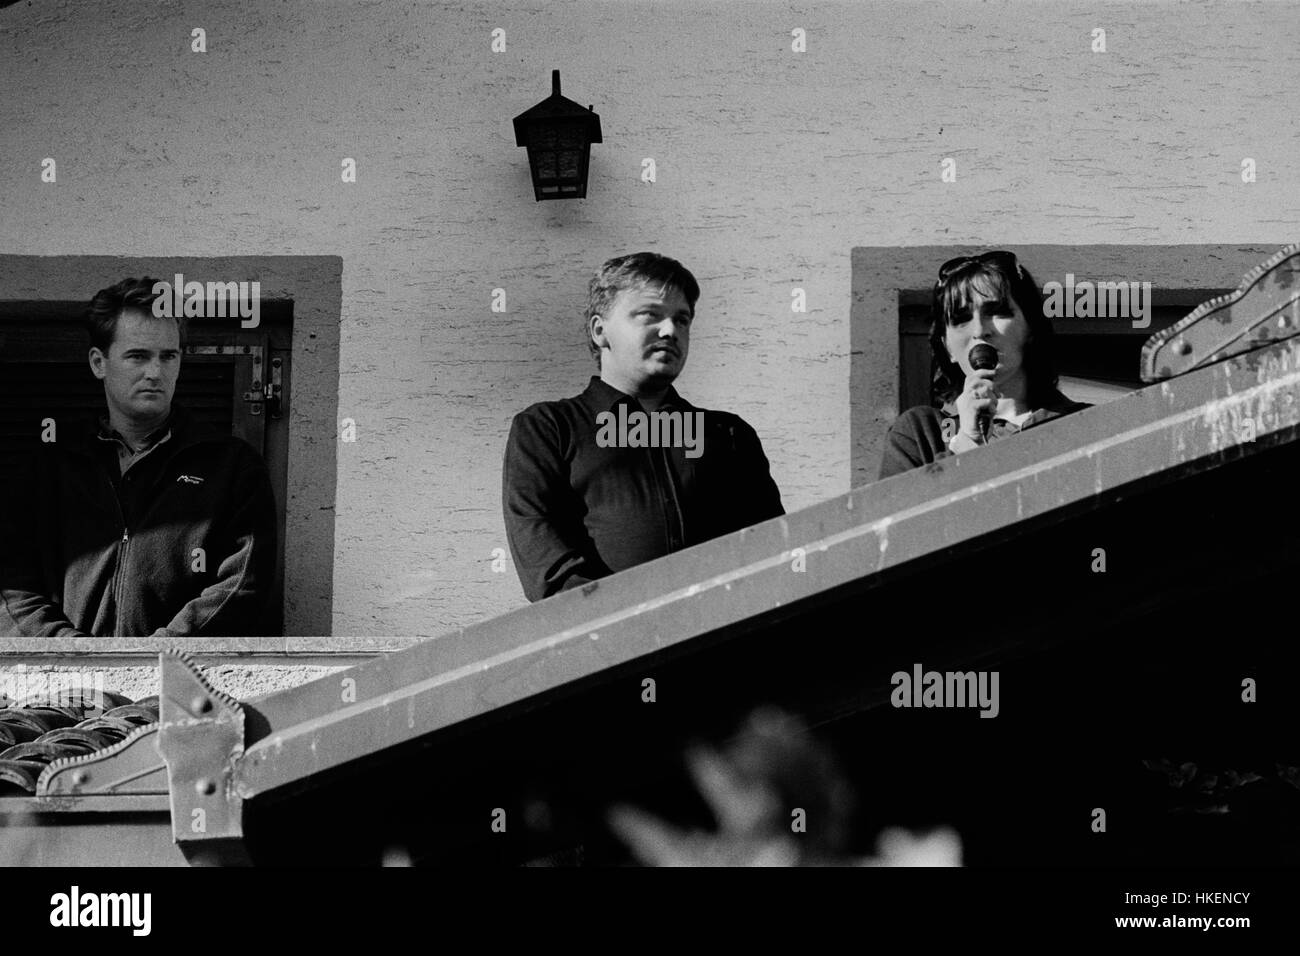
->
[503, 252, 784, 602]
[0, 277, 277, 636]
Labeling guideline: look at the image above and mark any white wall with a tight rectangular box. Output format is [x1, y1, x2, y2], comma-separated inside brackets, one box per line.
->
[2, 0, 1296, 638]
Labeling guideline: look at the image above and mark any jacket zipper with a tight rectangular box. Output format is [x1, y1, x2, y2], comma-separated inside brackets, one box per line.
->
[116, 525, 130, 635]
[107, 475, 129, 637]
[96, 419, 196, 635]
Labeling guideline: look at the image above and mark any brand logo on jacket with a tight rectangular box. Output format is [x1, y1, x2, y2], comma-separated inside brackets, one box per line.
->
[176, 475, 205, 485]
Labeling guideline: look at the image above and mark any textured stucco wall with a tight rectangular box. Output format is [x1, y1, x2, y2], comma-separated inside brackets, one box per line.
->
[2, 0, 1297, 644]
[0, 661, 349, 705]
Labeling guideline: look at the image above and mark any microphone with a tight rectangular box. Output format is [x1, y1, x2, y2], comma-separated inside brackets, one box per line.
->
[967, 343, 999, 441]
[969, 343, 998, 371]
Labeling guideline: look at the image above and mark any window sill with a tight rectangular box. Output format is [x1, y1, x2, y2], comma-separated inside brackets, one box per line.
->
[0, 636, 416, 663]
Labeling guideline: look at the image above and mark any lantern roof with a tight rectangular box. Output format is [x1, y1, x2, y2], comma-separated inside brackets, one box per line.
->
[512, 70, 603, 146]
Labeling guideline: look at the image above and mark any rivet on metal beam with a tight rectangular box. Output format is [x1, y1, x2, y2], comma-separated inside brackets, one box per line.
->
[192, 696, 213, 715]
[196, 778, 216, 796]
[1280, 315, 1292, 330]
[1176, 340, 1193, 356]
[72, 769, 89, 786]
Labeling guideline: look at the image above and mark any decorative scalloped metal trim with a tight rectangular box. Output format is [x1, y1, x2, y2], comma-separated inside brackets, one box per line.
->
[29, 651, 245, 800]
[158, 648, 246, 843]
[1141, 242, 1300, 379]
[163, 648, 244, 715]
[36, 721, 160, 796]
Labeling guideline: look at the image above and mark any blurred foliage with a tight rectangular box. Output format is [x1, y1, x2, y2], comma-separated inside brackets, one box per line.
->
[1141, 758, 1299, 815]
[608, 706, 961, 867]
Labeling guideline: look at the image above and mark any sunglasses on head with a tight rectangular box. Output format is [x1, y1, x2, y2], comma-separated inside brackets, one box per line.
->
[938, 250, 1023, 282]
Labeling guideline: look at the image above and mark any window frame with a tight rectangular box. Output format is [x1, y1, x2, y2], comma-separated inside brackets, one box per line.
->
[0, 255, 341, 638]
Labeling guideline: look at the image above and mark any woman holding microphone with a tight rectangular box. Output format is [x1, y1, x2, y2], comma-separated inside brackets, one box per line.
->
[879, 251, 1089, 479]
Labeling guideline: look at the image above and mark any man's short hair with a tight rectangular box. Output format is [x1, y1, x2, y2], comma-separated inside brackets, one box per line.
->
[584, 253, 701, 364]
[86, 277, 186, 353]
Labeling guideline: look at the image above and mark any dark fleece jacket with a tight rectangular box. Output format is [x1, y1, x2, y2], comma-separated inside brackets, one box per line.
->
[879, 392, 1092, 480]
[0, 403, 277, 637]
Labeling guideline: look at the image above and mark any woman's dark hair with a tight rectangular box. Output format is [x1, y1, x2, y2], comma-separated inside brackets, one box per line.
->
[928, 252, 1060, 408]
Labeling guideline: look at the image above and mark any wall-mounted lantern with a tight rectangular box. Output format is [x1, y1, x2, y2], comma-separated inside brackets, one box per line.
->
[512, 70, 603, 201]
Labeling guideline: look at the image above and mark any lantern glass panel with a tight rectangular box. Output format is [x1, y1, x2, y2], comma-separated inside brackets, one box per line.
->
[519, 107, 597, 198]
[557, 124, 584, 148]
[558, 148, 581, 180]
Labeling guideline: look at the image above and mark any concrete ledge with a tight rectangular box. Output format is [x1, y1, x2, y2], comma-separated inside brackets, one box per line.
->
[0, 637, 417, 702]
[0, 636, 415, 660]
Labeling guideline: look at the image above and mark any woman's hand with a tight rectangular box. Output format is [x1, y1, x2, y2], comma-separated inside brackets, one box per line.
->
[955, 368, 999, 443]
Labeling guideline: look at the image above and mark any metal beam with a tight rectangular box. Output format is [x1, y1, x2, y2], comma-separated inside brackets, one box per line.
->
[21, 246, 1300, 833]
[37, 725, 166, 799]
[156, 651, 246, 844]
[233, 334, 1300, 798]
[1143, 242, 1300, 380]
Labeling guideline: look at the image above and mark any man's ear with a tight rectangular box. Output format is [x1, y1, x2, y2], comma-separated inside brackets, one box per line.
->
[88, 348, 107, 380]
[589, 314, 606, 351]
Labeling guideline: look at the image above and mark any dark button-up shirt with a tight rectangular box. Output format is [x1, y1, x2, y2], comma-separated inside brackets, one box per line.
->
[503, 376, 784, 602]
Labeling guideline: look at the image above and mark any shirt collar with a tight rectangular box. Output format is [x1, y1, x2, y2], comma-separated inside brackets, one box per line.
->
[96, 411, 175, 451]
[583, 375, 689, 413]
[1022, 393, 1088, 427]
[939, 392, 1085, 433]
